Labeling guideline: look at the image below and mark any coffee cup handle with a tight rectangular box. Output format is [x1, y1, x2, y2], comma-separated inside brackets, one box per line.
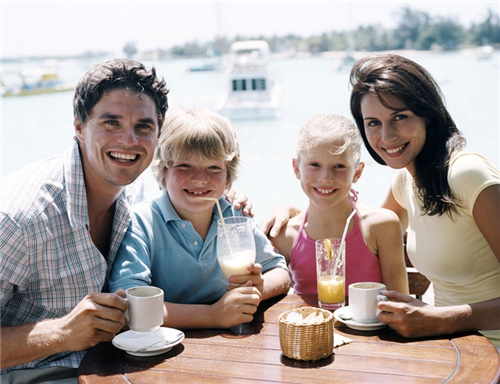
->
[377, 294, 388, 302]
[123, 297, 130, 322]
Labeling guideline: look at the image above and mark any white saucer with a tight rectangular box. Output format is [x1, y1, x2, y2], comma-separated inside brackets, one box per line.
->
[112, 327, 185, 357]
[333, 306, 387, 331]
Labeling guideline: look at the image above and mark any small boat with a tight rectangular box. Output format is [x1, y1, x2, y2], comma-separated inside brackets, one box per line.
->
[3, 69, 76, 97]
[216, 40, 281, 120]
[337, 50, 356, 71]
[477, 45, 494, 60]
[189, 62, 220, 72]
[1, 80, 7, 97]
[188, 58, 226, 72]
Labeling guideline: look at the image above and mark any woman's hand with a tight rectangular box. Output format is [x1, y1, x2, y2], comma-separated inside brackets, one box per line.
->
[377, 290, 468, 338]
[259, 205, 301, 238]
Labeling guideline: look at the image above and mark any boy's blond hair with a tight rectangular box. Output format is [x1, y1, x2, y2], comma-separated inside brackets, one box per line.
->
[152, 108, 240, 190]
[295, 114, 362, 163]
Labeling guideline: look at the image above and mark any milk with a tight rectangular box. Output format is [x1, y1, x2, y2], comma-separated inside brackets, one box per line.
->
[218, 249, 256, 279]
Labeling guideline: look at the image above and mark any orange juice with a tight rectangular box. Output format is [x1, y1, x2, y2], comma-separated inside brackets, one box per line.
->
[317, 275, 345, 307]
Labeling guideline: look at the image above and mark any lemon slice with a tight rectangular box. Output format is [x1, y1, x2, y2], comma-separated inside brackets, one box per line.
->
[324, 238, 332, 261]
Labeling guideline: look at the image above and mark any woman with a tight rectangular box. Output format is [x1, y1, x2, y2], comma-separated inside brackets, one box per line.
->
[263, 54, 500, 348]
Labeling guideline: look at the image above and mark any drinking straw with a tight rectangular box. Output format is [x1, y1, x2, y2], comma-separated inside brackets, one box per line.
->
[341, 209, 357, 245]
[197, 197, 234, 256]
[334, 209, 357, 273]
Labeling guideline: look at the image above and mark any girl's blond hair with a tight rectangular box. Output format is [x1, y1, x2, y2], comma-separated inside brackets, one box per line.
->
[295, 114, 361, 163]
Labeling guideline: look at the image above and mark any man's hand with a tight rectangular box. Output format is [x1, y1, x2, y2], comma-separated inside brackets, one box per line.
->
[224, 189, 254, 217]
[56, 291, 127, 352]
[1, 291, 127, 369]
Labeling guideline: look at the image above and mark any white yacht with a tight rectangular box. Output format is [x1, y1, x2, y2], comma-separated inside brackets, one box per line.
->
[477, 44, 494, 60]
[216, 40, 281, 120]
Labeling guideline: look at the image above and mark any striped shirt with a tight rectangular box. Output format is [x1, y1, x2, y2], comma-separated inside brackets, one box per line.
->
[0, 142, 141, 373]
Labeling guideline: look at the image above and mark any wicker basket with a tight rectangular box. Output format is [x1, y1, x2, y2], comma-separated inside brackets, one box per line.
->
[279, 307, 334, 361]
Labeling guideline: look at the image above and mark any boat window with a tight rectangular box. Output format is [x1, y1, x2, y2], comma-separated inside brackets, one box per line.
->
[232, 79, 247, 91]
[251, 79, 266, 91]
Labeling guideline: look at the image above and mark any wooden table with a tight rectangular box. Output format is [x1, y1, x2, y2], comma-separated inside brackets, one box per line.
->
[79, 294, 500, 383]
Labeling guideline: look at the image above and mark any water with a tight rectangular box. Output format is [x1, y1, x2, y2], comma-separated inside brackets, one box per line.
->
[2, 51, 499, 221]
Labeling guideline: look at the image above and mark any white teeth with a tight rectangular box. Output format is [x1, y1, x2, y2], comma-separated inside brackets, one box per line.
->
[190, 191, 207, 195]
[386, 144, 406, 154]
[110, 152, 137, 161]
[317, 188, 334, 194]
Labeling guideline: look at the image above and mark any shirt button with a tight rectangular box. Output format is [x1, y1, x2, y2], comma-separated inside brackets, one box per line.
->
[194, 241, 199, 246]
[181, 223, 186, 228]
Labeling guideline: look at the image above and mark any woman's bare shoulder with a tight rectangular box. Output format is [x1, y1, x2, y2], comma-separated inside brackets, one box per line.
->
[356, 203, 401, 229]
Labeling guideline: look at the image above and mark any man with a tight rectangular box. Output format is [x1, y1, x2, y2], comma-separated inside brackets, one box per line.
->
[0, 59, 169, 383]
[1, 59, 252, 383]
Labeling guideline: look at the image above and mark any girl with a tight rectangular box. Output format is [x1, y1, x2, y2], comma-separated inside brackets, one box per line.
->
[271, 114, 408, 299]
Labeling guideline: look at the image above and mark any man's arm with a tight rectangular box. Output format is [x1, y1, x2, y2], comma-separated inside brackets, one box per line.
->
[1, 292, 127, 369]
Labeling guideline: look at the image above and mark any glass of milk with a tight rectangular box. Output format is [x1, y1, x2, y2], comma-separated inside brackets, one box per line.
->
[216, 216, 256, 286]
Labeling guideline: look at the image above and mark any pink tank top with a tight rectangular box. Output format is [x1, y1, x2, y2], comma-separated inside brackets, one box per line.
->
[289, 204, 382, 296]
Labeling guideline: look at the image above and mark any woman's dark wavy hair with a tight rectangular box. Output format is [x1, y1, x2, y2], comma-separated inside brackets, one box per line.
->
[349, 54, 466, 216]
[73, 58, 169, 129]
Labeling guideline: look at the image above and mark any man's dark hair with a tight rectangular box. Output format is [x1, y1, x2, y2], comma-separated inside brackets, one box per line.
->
[73, 59, 169, 128]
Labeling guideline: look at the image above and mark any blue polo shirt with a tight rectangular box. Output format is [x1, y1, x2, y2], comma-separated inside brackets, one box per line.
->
[108, 192, 287, 304]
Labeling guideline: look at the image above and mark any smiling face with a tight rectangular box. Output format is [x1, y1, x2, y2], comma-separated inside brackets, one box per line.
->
[293, 141, 363, 210]
[360, 93, 427, 176]
[75, 89, 159, 192]
[164, 152, 228, 220]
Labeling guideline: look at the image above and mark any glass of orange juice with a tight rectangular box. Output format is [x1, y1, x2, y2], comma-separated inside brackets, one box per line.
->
[315, 238, 345, 310]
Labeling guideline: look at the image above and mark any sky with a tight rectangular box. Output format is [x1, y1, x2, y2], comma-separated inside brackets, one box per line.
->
[1, 1, 499, 59]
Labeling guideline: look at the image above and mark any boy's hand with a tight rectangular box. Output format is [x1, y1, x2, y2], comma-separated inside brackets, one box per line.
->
[212, 282, 261, 328]
[227, 263, 264, 295]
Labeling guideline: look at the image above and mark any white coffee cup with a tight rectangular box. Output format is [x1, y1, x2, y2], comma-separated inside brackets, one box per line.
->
[348, 282, 388, 324]
[125, 286, 164, 332]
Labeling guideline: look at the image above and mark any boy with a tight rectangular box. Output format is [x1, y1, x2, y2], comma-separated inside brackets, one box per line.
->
[109, 108, 290, 329]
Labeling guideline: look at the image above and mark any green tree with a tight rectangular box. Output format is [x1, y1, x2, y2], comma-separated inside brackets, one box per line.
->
[424, 17, 464, 50]
[123, 42, 138, 59]
[306, 33, 332, 53]
[354, 25, 394, 51]
[470, 8, 500, 45]
[393, 7, 431, 49]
